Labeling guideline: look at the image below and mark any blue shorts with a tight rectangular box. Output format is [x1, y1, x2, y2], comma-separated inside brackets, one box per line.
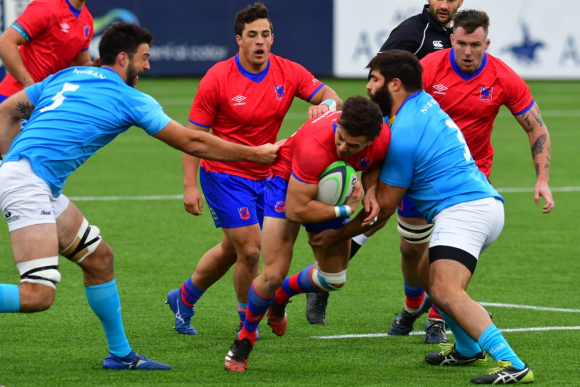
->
[264, 175, 350, 232]
[200, 168, 265, 229]
[264, 175, 288, 219]
[397, 194, 424, 218]
[0, 95, 8, 104]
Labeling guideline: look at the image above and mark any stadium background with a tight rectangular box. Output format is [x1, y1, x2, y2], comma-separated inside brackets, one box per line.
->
[0, 1, 579, 386]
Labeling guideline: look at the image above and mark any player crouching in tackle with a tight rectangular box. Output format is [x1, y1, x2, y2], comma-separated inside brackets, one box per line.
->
[224, 95, 390, 372]
[0, 22, 279, 371]
[310, 51, 534, 385]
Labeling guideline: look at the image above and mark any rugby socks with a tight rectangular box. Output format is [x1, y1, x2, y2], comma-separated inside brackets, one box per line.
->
[239, 284, 273, 345]
[237, 302, 247, 325]
[438, 310, 482, 358]
[180, 277, 205, 307]
[428, 303, 444, 320]
[349, 234, 370, 259]
[85, 279, 131, 358]
[403, 282, 425, 313]
[274, 264, 325, 304]
[0, 284, 20, 313]
[478, 324, 525, 370]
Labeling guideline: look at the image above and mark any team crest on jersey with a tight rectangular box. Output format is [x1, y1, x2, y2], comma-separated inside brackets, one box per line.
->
[480, 87, 493, 103]
[357, 157, 372, 169]
[275, 84, 286, 101]
[84, 26, 91, 40]
[61, 23, 70, 33]
[238, 207, 251, 220]
[275, 201, 285, 213]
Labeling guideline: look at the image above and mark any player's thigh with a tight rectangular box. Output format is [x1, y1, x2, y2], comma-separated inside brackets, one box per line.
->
[429, 197, 504, 276]
[307, 232, 350, 273]
[261, 216, 300, 275]
[0, 159, 60, 262]
[223, 223, 262, 259]
[54, 196, 84, 250]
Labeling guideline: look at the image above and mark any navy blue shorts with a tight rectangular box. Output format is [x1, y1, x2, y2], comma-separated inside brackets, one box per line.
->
[397, 194, 424, 218]
[200, 168, 265, 229]
[263, 175, 349, 232]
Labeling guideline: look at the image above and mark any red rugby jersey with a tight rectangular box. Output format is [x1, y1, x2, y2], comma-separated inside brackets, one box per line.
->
[189, 53, 325, 180]
[0, 0, 94, 97]
[421, 49, 534, 178]
[271, 111, 391, 183]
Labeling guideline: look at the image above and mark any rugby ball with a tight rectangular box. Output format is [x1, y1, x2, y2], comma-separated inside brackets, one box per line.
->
[315, 161, 357, 206]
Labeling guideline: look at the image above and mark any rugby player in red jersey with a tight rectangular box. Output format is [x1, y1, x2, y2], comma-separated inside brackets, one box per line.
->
[224, 95, 389, 371]
[165, 2, 342, 336]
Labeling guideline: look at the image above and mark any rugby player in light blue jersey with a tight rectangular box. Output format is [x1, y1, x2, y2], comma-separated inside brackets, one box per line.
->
[310, 50, 534, 385]
[0, 23, 279, 371]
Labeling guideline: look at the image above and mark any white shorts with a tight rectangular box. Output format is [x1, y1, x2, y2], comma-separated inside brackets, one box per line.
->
[0, 158, 70, 232]
[429, 197, 504, 272]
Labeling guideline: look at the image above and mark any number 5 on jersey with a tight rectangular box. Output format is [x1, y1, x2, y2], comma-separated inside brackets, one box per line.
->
[40, 83, 80, 113]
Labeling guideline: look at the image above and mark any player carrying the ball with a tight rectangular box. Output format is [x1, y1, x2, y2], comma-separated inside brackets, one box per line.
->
[224, 95, 390, 372]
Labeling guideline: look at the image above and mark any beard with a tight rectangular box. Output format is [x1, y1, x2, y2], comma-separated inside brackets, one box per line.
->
[368, 85, 392, 117]
[429, 5, 452, 25]
[126, 62, 138, 88]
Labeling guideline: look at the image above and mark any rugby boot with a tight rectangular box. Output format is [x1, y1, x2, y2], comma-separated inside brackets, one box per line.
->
[224, 337, 253, 372]
[388, 294, 432, 335]
[305, 292, 329, 325]
[166, 288, 198, 335]
[423, 319, 449, 344]
[103, 351, 172, 370]
[267, 300, 289, 336]
[470, 361, 534, 384]
[425, 343, 487, 366]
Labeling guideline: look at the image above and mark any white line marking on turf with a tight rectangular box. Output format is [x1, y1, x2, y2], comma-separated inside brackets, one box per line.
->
[67, 187, 580, 201]
[479, 302, 580, 313]
[312, 326, 580, 340]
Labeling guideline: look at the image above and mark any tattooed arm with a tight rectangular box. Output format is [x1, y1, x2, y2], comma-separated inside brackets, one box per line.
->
[0, 89, 35, 157]
[515, 102, 554, 213]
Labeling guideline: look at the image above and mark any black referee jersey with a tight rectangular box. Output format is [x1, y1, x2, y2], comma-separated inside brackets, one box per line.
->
[379, 4, 452, 60]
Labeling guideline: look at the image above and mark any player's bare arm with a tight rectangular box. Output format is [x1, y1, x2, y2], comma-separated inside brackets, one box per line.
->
[307, 85, 343, 119]
[0, 23, 35, 87]
[72, 49, 96, 67]
[309, 182, 406, 249]
[285, 175, 362, 224]
[515, 102, 555, 213]
[360, 166, 382, 225]
[153, 120, 280, 165]
[0, 90, 34, 156]
[182, 121, 212, 215]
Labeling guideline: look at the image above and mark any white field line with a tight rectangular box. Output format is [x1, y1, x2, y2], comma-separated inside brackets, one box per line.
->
[67, 186, 580, 202]
[312, 326, 580, 340]
[479, 302, 580, 313]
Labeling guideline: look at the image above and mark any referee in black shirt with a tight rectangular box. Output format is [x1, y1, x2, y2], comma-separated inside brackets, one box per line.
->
[305, 0, 464, 344]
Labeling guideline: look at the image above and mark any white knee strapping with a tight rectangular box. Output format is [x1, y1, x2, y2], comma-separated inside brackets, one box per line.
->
[60, 218, 102, 264]
[397, 216, 434, 244]
[311, 266, 347, 292]
[16, 256, 61, 289]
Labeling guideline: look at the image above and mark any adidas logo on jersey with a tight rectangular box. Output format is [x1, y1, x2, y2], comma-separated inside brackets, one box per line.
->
[61, 23, 70, 33]
[232, 95, 246, 106]
[433, 40, 443, 49]
[432, 84, 448, 95]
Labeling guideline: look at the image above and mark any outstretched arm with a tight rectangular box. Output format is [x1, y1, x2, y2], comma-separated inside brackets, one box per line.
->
[153, 120, 279, 165]
[0, 90, 35, 156]
[515, 102, 554, 213]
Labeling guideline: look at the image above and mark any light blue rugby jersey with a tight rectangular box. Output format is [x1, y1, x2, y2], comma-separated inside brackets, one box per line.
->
[379, 91, 503, 223]
[3, 66, 171, 196]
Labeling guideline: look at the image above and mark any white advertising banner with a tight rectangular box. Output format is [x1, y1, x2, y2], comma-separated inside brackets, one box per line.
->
[334, 0, 580, 79]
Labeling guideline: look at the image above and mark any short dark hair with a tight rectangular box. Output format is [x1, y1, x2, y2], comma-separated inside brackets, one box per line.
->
[234, 2, 273, 36]
[366, 50, 423, 93]
[337, 95, 384, 142]
[99, 23, 154, 66]
[453, 9, 490, 35]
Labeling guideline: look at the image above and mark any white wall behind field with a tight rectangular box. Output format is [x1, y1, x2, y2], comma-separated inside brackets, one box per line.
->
[334, 0, 580, 79]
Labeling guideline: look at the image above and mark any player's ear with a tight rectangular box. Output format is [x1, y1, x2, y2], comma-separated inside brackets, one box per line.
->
[485, 38, 491, 50]
[235, 34, 242, 47]
[271, 33, 274, 45]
